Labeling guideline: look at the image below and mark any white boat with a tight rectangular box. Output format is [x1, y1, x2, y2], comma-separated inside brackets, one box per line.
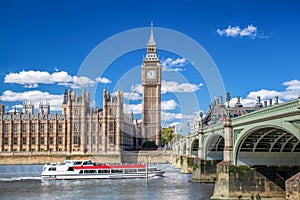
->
[41, 160, 164, 180]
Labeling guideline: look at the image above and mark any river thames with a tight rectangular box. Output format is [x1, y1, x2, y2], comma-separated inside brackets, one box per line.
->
[0, 164, 214, 200]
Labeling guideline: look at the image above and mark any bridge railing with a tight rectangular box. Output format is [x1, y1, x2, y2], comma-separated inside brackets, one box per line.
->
[232, 99, 299, 126]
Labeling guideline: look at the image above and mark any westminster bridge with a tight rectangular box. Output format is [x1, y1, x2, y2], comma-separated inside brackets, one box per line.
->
[170, 96, 300, 200]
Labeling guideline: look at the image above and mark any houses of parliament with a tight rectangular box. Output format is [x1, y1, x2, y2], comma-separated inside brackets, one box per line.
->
[0, 28, 162, 154]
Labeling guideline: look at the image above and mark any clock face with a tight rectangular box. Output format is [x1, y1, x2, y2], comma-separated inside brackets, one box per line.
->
[146, 69, 156, 79]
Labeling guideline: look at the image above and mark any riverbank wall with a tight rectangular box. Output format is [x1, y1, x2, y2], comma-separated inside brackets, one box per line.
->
[0, 150, 171, 165]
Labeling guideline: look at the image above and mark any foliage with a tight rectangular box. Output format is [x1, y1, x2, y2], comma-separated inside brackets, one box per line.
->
[187, 157, 199, 170]
[161, 127, 174, 145]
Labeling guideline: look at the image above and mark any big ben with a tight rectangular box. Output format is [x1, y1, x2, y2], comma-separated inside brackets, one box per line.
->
[142, 24, 161, 147]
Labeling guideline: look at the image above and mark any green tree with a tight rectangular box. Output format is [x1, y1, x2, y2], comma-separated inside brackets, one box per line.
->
[161, 127, 174, 145]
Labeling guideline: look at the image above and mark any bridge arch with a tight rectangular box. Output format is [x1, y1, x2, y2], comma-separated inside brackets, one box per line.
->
[182, 142, 186, 155]
[234, 124, 300, 166]
[190, 138, 199, 157]
[204, 133, 224, 160]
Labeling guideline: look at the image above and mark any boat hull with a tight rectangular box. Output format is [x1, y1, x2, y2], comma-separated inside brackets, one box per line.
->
[41, 171, 164, 180]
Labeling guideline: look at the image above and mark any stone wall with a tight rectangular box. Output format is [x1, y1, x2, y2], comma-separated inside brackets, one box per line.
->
[211, 163, 288, 200]
[191, 159, 218, 183]
[286, 172, 300, 200]
[0, 150, 171, 165]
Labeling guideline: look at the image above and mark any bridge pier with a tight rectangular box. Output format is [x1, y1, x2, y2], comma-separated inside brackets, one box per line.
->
[170, 154, 182, 168]
[286, 172, 300, 199]
[191, 159, 218, 183]
[211, 163, 300, 200]
[179, 156, 193, 174]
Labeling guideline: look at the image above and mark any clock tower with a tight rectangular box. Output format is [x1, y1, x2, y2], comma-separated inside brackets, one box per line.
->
[142, 24, 161, 147]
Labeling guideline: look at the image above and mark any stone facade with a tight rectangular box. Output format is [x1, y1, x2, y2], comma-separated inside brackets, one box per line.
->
[0, 88, 142, 154]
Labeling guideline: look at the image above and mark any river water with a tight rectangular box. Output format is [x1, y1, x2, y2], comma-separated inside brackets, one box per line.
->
[0, 164, 214, 200]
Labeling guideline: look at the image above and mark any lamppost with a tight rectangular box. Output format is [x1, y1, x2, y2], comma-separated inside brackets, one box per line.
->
[198, 111, 204, 160]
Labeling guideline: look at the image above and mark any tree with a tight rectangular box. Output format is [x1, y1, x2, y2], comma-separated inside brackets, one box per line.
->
[161, 127, 174, 146]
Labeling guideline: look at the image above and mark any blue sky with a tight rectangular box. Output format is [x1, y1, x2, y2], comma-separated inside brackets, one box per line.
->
[1, 0, 300, 132]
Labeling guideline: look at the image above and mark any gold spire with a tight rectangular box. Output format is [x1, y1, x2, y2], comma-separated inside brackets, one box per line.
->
[148, 21, 156, 46]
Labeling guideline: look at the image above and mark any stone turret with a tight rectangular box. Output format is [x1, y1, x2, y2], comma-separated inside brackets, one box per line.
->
[0, 104, 4, 115]
[234, 96, 243, 108]
[255, 96, 263, 109]
[274, 96, 279, 105]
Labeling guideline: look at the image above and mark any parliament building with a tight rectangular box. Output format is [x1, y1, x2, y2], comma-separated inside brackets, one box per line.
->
[0, 28, 162, 154]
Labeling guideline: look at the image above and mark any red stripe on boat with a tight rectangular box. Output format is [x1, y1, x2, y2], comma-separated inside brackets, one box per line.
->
[73, 164, 146, 170]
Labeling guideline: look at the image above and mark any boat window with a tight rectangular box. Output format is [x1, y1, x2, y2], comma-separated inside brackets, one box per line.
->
[125, 169, 137, 173]
[98, 170, 110, 173]
[84, 170, 96, 174]
[137, 168, 146, 172]
[49, 167, 56, 171]
[86, 160, 94, 165]
[67, 167, 74, 171]
[111, 169, 123, 173]
[74, 161, 82, 165]
[148, 168, 155, 172]
[79, 170, 83, 174]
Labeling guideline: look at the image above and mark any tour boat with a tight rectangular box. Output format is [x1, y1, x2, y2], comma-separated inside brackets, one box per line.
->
[41, 160, 164, 180]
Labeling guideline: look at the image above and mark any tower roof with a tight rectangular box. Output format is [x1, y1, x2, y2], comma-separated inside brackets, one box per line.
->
[148, 22, 156, 46]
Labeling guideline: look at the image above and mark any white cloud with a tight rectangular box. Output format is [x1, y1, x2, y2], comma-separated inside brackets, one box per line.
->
[161, 57, 187, 71]
[130, 81, 203, 95]
[217, 25, 265, 39]
[283, 79, 300, 91]
[123, 103, 142, 114]
[161, 80, 203, 94]
[71, 76, 95, 88]
[96, 77, 112, 84]
[4, 70, 72, 86]
[161, 99, 177, 110]
[161, 111, 194, 122]
[229, 79, 300, 107]
[131, 84, 142, 94]
[4, 70, 111, 89]
[0, 90, 63, 111]
[122, 92, 141, 100]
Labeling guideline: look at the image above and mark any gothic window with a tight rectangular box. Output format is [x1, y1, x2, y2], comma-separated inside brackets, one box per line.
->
[86, 123, 89, 132]
[49, 124, 54, 133]
[109, 135, 114, 144]
[58, 124, 63, 133]
[49, 137, 54, 145]
[92, 123, 96, 132]
[31, 124, 36, 133]
[110, 108, 114, 115]
[58, 136, 63, 145]
[22, 137, 27, 145]
[40, 137, 44, 145]
[73, 123, 79, 132]
[74, 108, 79, 116]
[31, 137, 36, 145]
[13, 137, 18, 145]
[99, 124, 102, 131]
[4, 124, 8, 133]
[73, 135, 80, 145]
[99, 136, 102, 144]
[22, 124, 26, 133]
[109, 122, 114, 132]
[40, 124, 44, 133]
[4, 137, 8, 145]
[92, 136, 96, 145]
[13, 124, 18, 133]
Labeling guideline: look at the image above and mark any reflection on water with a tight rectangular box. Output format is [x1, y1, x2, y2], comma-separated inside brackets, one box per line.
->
[0, 164, 214, 200]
